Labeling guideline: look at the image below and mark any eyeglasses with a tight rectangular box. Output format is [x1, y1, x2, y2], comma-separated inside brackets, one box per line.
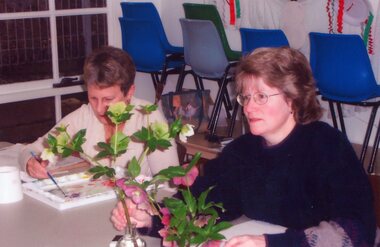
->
[237, 92, 281, 106]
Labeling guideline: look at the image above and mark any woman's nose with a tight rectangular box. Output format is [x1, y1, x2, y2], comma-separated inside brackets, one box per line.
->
[244, 98, 259, 114]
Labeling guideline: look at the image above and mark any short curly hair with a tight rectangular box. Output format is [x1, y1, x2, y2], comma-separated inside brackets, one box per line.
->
[235, 47, 322, 124]
[83, 46, 136, 95]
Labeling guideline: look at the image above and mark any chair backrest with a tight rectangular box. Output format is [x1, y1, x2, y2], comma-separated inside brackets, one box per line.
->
[119, 17, 167, 72]
[240, 28, 289, 55]
[180, 18, 229, 79]
[120, 2, 182, 53]
[183, 3, 241, 61]
[309, 32, 378, 102]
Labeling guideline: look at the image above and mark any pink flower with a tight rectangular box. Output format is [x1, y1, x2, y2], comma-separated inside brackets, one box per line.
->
[115, 178, 128, 190]
[102, 179, 115, 187]
[115, 179, 150, 211]
[194, 214, 212, 227]
[160, 207, 171, 226]
[173, 164, 199, 187]
[202, 240, 223, 247]
[158, 227, 178, 247]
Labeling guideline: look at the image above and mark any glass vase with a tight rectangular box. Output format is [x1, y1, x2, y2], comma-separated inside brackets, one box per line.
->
[116, 223, 146, 247]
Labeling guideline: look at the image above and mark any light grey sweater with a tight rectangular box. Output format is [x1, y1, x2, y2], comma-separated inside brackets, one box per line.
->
[19, 97, 179, 177]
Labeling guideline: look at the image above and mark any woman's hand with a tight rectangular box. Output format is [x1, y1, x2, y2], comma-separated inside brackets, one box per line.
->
[224, 235, 266, 247]
[111, 199, 152, 231]
[26, 157, 49, 179]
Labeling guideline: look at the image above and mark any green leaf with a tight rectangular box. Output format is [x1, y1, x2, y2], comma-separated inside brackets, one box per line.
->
[92, 172, 104, 179]
[47, 134, 57, 152]
[185, 152, 201, 172]
[118, 111, 133, 123]
[147, 138, 158, 152]
[177, 220, 187, 235]
[71, 129, 86, 152]
[94, 150, 109, 160]
[61, 147, 73, 158]
[211, 221, 233, 233]
[156, 139, 171, 149]
[163, 197, 184, 209]
[157, 166, 186, 178]
[198, 186, 215, 211]
[149, 174, 170, 185]
[191, 234, 208, 245]
[182, 189, 196, 214]
[110, 132, 130, 156]
[127, 157, 140, 178]
[133, 127, 149, 141]
[95, 142, 114, 159]
[140, 104, 158, 114]
[169, 118, 182, 138]
[88, 166, 105, 173]
[170, 204, 187, 220]
[105, 169, 116, 178]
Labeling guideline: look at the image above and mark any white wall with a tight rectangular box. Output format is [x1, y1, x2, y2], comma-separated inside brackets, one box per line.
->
[116, 0, 380, 146]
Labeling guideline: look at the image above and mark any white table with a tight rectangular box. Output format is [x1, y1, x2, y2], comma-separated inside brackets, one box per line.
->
[0, 195, 160, 247]
[0, 143, 285, 246]
[0, 193, 286, 247]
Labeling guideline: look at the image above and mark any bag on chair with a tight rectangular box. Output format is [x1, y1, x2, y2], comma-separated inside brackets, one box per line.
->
[161, 89, 213, 133]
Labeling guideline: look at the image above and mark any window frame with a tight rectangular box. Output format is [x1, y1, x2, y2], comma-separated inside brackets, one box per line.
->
[0, 0, 115, 121]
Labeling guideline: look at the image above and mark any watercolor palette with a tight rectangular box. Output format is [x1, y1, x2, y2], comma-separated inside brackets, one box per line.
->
[22, 172, 117, 210]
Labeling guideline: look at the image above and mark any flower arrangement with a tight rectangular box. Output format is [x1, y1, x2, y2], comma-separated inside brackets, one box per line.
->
[41, 102, 231, 247]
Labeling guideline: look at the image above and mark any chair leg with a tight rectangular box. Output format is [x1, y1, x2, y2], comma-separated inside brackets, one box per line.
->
[150, 73, 158, 91]
[155, 70, 168, 104]
[217, 80, 232, 119]
[207, 79, 223, 130]
[175, 65, 186, 92]
[208, 77, 229, 139]
[227, 100, 239, 137]
[336, 103, 346, 135]
[360, 105, 379, 165]
[196, 75, 204, 90]
[368, 118, 380, 174]
[328, 101, 338, 129]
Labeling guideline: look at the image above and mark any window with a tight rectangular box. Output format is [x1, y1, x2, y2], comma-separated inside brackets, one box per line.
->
[0, 0, 109, 88]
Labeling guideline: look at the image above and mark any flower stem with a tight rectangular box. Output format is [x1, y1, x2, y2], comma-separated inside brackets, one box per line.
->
[117, 188, 138, 247]
[113, 124, 119, 163]
[137, 147, 149, 166]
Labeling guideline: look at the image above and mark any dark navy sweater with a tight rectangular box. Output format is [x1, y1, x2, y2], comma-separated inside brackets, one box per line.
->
[191, 121, 376, 246]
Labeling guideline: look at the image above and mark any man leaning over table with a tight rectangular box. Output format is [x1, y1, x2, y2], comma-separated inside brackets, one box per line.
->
[111, 47, 376, 246]
[18, 46, 179, 179]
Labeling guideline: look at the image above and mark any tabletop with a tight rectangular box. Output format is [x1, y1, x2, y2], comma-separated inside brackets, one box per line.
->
[0, 194, 287, 247]
[0, 195, 160, 247]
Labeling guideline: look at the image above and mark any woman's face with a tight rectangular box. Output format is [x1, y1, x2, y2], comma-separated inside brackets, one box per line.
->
[87, 84, 135, 125]
[242, 77, 296, 146]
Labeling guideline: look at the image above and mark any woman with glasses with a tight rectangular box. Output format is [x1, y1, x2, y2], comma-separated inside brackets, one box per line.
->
[111, 47, 376, 246]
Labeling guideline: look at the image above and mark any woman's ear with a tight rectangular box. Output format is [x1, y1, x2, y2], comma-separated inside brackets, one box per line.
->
[125, 84, 135, 102]
[286, 98, 294, 114]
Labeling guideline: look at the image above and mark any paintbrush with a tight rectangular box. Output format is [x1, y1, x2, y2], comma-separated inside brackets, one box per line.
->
[30, 151, 67, 197]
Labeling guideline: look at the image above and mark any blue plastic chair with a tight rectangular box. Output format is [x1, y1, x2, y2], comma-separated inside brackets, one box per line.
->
[119, 3, 197, 102]
[309, 32, 380, 173]
[240, 28, 289, 55]
[120, 2, 183, 55]
[180, 18, 238, 141]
